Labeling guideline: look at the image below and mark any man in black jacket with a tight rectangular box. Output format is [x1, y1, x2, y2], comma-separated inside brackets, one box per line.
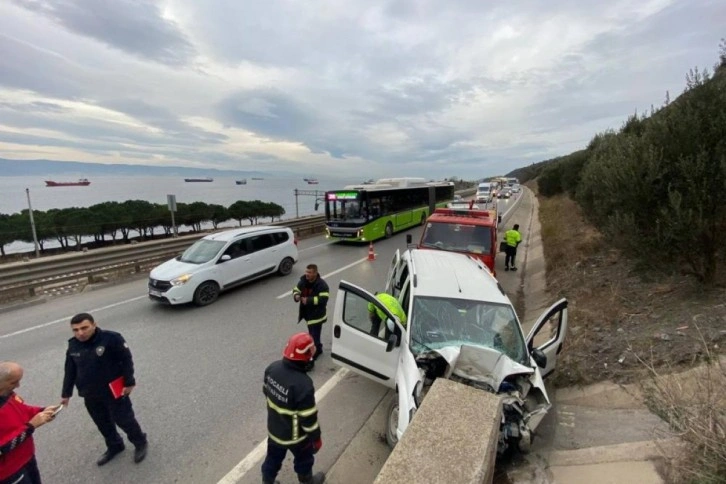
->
[261, 332, 324, 484]
[61, 313, 148, 466]
[292, 264, 329, 361]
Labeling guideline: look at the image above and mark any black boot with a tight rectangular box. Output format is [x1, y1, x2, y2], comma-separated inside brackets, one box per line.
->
[262, 477, 280, 484]
[298, 471, 325, 484]
[97, 446, 125, 466]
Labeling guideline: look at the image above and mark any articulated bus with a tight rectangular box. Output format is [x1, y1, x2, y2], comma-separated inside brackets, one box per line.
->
[322, 178, 455, 242]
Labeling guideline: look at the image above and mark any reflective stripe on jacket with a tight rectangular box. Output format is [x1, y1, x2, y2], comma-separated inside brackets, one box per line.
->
[264, 359, 321, 446]
[293, 276, 330, 325]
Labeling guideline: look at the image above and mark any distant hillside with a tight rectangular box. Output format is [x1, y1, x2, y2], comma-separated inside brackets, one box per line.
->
[0, 158, 268, 178]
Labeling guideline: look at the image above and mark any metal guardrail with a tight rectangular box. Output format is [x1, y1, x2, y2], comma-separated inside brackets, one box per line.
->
[0, 215, 326, 302]
[0, 188, 476, 304]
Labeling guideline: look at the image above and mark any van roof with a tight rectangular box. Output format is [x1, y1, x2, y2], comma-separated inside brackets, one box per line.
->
[407, 249, 509, 303]
[202, 225, 288, 242]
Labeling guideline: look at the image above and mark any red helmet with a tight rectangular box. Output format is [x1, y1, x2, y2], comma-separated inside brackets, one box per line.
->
[283, 332, 316, 362]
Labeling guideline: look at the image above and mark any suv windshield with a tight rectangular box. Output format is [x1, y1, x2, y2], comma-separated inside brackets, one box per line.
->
[409, 296, 527, 364]
[179, 239, 226, 264]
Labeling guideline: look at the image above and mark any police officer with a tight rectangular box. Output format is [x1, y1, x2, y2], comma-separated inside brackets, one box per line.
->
[262, 333, 325, 484]
[60, 313, 148, 466]
[292, 264, 329, 361]
[368, 292, 407, 337]
[504, 223, 522, 271]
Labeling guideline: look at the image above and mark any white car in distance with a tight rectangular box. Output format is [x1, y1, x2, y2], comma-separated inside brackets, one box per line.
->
[331, 249, 568, 454]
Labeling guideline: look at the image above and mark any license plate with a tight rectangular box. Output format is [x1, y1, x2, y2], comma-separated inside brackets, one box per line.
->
[149, 289, 162, 297]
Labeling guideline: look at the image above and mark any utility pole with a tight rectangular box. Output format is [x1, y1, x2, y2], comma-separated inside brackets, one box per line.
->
[294, 189, 300, 218]
[25, 188, 40, 258]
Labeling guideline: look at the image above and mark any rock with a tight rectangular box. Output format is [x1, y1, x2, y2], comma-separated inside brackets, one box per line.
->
[617, 328, 624, 333]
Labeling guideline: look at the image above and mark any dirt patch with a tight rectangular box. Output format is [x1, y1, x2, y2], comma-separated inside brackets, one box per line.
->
[535, 191, 726, 387]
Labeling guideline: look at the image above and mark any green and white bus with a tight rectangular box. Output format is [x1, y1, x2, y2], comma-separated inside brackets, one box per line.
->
[322, 178, 455, 242]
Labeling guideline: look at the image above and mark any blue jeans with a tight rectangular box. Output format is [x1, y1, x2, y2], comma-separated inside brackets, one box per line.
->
[261, 439, 315, 481]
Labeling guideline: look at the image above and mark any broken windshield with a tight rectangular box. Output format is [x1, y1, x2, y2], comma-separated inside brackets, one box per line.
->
[409, 296, 528, 365]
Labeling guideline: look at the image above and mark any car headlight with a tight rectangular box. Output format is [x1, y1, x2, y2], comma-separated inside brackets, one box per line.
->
[170, 274, 192, 286]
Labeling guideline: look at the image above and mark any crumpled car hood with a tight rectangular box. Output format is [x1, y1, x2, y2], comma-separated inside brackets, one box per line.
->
[434, 344, 534, 391]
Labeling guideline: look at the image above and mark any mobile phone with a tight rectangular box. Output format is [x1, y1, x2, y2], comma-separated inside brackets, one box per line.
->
[52, 404, 64, 416]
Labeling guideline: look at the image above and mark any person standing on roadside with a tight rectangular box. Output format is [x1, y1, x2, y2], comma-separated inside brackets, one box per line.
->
[61, 313, 148, 466]
[292, 264, 329, 363]
[261, 333, 325, 484]
[504, 224, 522, 271]
[0, 361, 57, 484]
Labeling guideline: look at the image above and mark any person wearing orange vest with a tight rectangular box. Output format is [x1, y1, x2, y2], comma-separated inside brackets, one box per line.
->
[504, 224, 522, 271]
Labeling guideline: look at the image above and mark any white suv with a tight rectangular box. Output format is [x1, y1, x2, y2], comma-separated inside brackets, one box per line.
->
[148, 226, 298, 306]
[331, 249, 567, 454]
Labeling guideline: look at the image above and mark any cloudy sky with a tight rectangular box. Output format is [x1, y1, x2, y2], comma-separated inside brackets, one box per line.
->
[0, 0, 723, 179]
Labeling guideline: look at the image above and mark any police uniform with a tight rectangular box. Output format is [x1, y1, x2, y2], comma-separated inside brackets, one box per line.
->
[61, 328, 147, 454]
[261, 359, 320, 483]
[292, 275, 330, 357]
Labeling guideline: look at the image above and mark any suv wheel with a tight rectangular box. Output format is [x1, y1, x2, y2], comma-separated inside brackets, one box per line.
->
[385, 397, 399, 448]
[193, 281, 220, 306]
[277, 257, 294, 276]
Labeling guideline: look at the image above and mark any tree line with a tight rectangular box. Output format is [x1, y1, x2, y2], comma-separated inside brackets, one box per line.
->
[523, 44, 726, 284]
[0, 199, 286, 257]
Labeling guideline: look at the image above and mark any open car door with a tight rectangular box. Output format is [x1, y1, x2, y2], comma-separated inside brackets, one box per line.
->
[331, 280, 404, 388]
[384, 250, 401, 294]
[525, 298, 568, 378]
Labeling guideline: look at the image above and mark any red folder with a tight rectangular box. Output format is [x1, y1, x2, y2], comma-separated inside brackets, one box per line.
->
[109, 377, 125, 399]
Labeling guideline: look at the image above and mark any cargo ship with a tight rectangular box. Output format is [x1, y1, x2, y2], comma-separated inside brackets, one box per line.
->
[45, 178, 91, 187]
[235, 179, 247, 185]
[184, 177, 214, 182]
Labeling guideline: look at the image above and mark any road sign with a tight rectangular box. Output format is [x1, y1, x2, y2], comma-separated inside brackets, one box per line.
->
[167, 194, 177, 212]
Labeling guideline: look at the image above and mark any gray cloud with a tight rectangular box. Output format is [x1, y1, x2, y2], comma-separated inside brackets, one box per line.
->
[0, 0, 724, 179]
[12, 0, 195, 65]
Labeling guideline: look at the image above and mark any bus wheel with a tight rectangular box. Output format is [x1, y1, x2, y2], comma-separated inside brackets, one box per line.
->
[384, 222, 393, 239]
[420, 213, 426, 225]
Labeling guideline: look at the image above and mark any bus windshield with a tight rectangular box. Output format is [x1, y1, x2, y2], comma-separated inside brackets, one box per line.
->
[327, 198, 367, 222]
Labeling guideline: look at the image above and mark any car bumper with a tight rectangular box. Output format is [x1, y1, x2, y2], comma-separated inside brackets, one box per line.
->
[148, 284, 194, 305]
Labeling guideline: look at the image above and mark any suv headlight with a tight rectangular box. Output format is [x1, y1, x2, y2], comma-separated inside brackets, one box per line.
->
[170, 274, 192, 286]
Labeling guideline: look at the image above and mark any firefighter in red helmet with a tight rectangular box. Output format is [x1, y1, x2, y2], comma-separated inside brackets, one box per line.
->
[261, 333, 325, 484]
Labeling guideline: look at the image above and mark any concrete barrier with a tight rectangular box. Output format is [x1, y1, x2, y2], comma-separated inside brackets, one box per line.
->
[374, 378, 502, 484]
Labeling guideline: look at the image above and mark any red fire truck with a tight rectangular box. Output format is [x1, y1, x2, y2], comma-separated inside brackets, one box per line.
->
[409, 202, 501, 276]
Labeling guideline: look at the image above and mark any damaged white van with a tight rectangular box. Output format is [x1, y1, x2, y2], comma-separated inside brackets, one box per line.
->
[331, 249, 567, 454]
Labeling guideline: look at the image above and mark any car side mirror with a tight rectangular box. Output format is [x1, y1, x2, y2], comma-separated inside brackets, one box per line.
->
[386, 333, 398, 352]
[531, 348, 547, 369]
[406, 234, 412, 244]
[219, 254, 232, 262]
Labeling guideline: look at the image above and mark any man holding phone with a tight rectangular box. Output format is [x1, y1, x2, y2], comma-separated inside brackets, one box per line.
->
[0, 361, 58, 484]
[61, 313, 148, 467]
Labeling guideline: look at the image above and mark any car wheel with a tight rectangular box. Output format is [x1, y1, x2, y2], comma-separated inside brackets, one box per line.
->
[193, 281, 219, 306]
[277, 257, 294, 276]
[384, 222, 393, 239]
[385, 397, 399, 448]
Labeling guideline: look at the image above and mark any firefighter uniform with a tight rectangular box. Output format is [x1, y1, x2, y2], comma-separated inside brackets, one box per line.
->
[292, 275, 330, 356]
[61, 328, 147, 457]
[261, 359, 321, 484]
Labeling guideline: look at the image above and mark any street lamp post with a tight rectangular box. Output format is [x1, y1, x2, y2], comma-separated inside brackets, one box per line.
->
[25, 188, 40, 258]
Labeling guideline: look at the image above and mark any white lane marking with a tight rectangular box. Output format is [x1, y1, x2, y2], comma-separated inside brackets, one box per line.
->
[275, 257, 368, 299]
[299, 241, 334, 252]
[0, 295, 148, 340]
[216, 368, 350, 484]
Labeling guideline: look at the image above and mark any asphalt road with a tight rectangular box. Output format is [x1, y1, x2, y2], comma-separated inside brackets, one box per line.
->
[0, 198, 517, 484]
